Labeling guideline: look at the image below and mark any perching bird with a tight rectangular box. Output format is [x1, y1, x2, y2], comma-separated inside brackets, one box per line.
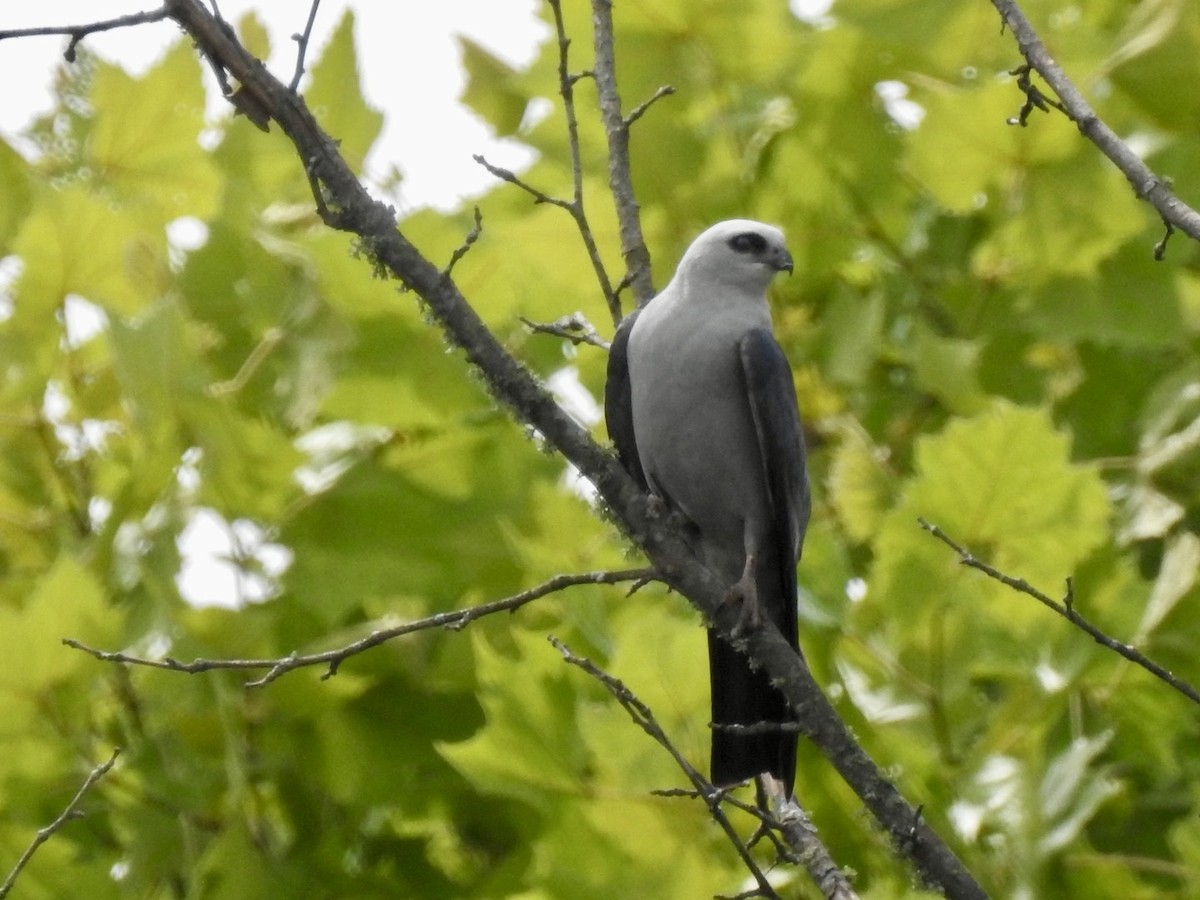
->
[605, 219, 810, 796]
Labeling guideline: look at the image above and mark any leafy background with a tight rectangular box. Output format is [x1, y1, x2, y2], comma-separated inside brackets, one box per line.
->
[3, 0, 1200, 897]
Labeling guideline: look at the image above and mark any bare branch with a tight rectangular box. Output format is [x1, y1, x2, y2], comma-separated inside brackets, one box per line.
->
[472, 153, 572, 209]
[552, 636, 859, 899]
[545, 0, 620, 323]
[590, 0, 657, 311]
[65, 569, 654, 687]
[548, 636, 780, 899]
[0, 748, 120, 899]
[625, 84, 676, 128]
[289, 0, 322, 92]
[0, 9, 169, 62]
[990, 0, 1200, 249]
[520, 312, 611, 350]
[919, 518, 1200, 706]
[773, 798, 860, 900]
[443, 206, 484, 279]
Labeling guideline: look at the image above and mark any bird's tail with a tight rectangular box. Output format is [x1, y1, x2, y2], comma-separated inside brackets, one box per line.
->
[707, 630, 797, 796]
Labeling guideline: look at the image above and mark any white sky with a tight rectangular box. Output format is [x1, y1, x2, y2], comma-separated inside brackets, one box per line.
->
[0, 1, 549, 210]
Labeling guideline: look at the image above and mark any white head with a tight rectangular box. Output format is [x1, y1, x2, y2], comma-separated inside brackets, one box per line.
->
[672, 219, 793, 295]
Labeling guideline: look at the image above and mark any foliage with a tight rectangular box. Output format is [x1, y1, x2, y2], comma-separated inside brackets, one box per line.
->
[2, 0, 1200, 897]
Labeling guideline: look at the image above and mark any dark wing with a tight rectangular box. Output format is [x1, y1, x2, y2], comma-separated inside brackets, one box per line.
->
[604, 309, 649, 491]
[739, 328, 811, 581]
[709, 328, 810, 795]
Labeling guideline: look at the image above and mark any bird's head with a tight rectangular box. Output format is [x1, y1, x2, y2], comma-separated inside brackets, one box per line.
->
[675, 219, 793, 294]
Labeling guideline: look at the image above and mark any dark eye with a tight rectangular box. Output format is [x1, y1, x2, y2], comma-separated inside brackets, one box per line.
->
[728, 232, 768, 255]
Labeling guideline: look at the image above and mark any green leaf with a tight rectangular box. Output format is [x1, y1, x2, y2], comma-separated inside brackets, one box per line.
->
[88, 43, 220, 222]
[870, 403, 1111, 630]
[437, 630, 587, 811]
[0, 137, 32, 252]
[458, 37, 530, 137]
[829, 427, 895, 543]
[305, 11, 383, 173]
[0, 554, 114, 692]
[237, 11, 272, 61]
[11, 185, 166, 319]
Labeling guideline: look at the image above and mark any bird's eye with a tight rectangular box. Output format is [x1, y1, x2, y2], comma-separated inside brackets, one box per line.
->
[728, 232, 768, 255]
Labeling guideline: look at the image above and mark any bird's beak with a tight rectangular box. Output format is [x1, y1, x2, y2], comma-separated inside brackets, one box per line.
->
[771, 248, 794, 276]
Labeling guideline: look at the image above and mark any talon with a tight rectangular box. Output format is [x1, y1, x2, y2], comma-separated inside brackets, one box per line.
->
[725, 553, 761, 636]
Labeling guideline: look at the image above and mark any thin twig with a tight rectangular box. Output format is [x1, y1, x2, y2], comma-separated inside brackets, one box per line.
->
[545, 0, 620, 319]
[919, 518, 1200, 705]
[0, 748, 121, 899]
[443, 206, 484, 279]
[990, 0, 1200, 248]
[65, 569, 654, 687]
[472, 154, 571, 209]
[590, 0, 657, 312]
[288, 0, 322, 92]
[548, 636, 780, 899]
[1154, 219, 1175, 262]
[520, 312, 611, 349]
[625, 85, 675, 128]
[0, 9, 169, 62]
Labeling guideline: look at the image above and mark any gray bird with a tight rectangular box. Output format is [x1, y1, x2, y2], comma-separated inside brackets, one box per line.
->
[605, 219, 810, 796]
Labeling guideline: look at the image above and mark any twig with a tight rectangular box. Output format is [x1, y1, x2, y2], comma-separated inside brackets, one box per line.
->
[590, 0, 657, 312]
[520, 312, 611, 349]
[443, 206, 484, 279]
[1004, 63, 1066, 126]
[289, 0, 322, 92]
[625, 85, 675, 128]
[548, 636, 780, 899]
[0, 748, 120, 899]
[472, 154, 571, 209]
[65, 569, 654, 687]
[544, 0, 620, 321]
[0, 9, 169, 62]
[919, 518, 1200, 706]
[990, 0, 1200, 248]
[1154, 219, 1175, 262]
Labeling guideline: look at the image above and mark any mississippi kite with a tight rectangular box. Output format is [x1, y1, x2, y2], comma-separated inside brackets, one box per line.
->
[605, 219, 810, 795]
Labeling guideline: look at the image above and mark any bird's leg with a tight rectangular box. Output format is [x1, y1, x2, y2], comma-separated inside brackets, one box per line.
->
[724, 552, 761, 635]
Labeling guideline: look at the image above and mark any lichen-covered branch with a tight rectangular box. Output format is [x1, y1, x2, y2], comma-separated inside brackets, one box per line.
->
[990, 0, 1200, 246]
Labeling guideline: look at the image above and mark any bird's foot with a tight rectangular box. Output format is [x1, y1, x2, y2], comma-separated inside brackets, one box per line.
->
[724, 554, 761, 636]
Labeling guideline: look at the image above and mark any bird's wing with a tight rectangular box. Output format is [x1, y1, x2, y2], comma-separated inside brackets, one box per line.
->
[738, 327, 811, 636]
[604, 308, 649, 491]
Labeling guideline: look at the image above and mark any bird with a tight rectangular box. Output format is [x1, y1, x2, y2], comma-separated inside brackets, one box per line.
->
[604, 219, 810, 797]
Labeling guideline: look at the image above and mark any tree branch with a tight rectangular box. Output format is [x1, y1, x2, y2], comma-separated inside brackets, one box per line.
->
[288, 0, 322, 91]
[990, 0, 1200, 247]
[0, 10, 169, 63]
[65, 569, 654, 687]
[548, 636, 781, 899]
[919, 518, 1200, 706]
[0, 748, 120, 899]
[520, 312, 611, 350]
[590, 0, 658, 309]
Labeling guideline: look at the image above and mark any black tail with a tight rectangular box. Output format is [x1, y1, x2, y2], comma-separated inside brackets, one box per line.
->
[708, 630, 797, 796]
